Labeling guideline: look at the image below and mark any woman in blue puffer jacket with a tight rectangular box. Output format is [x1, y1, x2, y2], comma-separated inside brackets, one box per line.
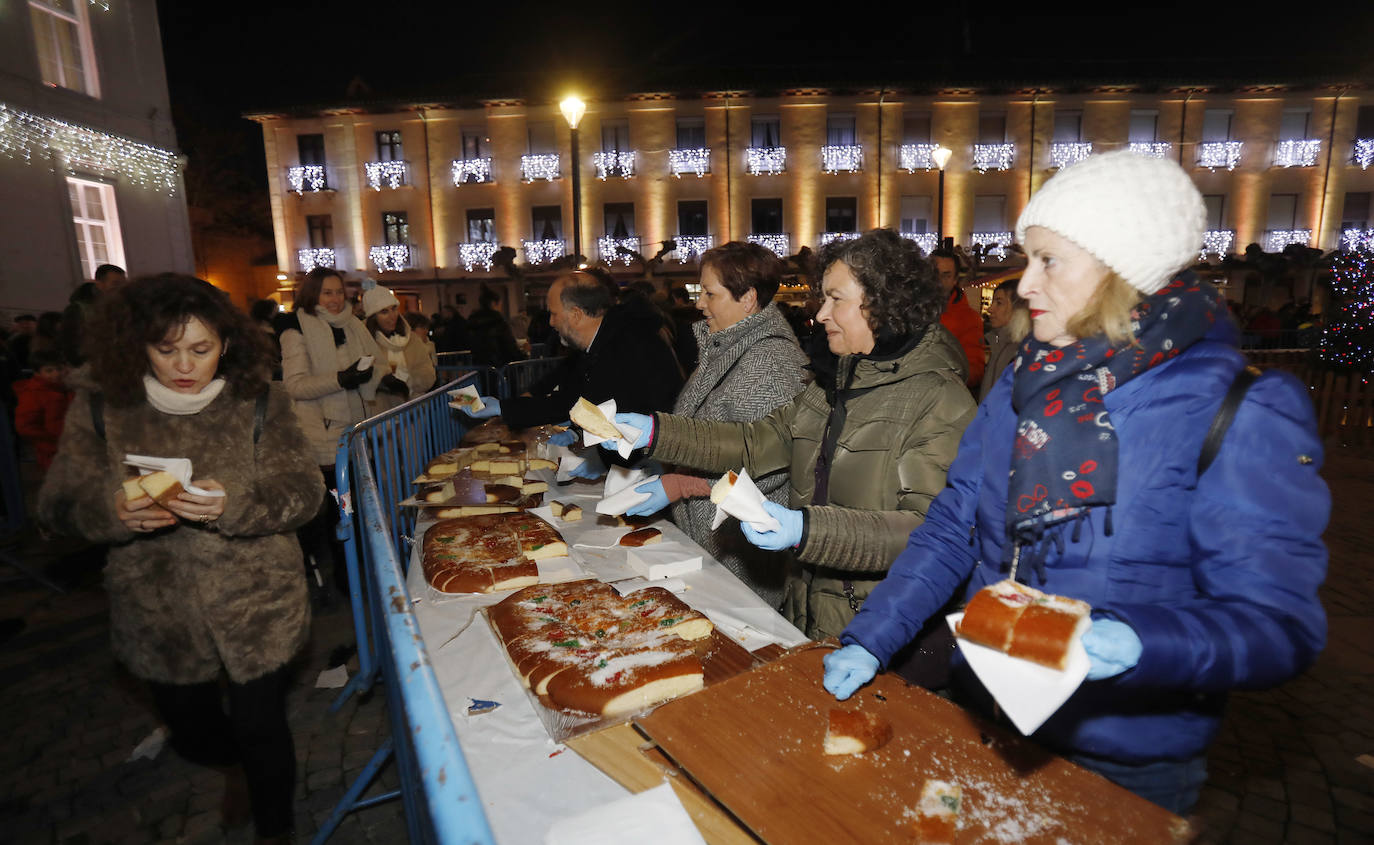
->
[823, 150, 1329, 815]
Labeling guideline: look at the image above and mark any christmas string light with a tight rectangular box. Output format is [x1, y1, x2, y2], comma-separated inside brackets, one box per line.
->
[899, 144, 938, 172]
[818, 231, 860, 246]
[369, 244, 411, 273]
[673, 235, 712, 262]
[970, 232, 1012, 260]
[1341, 228, 1374, 253]
[1273, 139, 1321, 168]
[1264, 229, 1311, 252]
[1352, 139, 1374, 170]
[1049, 142, 1092, 169]
[747, 232, 789, 256]
[901, 232, 938, 254]
[297, 247, 336, 272]
[820, 145, 863, 174]
[363, 160, 407, 190]
[520, 154, 561, 182]
[451, 158, 492, 185]
[1319, 251, 1374, 373]
[598, 235, 640, 264]
[669, 148, 711, 177]
[972, 143, 1015, 172]
[592, 150, 635, 180]
[1128, 142, 1172, 159]
[1200, 229, 1235, 259]
[1197, 141, 1243, 171]
[0, 101, 181, 195]
[458, 242, 498, 271]
[287, 165, 326, 193]
[522, 239, 566, 264]
[746, 147, 786, 176]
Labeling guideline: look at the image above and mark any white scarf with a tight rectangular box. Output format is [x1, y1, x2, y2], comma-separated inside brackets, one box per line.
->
[296, 308, 379, 423]
[374, 329, 411, 386]
[143, 373, 226, 415]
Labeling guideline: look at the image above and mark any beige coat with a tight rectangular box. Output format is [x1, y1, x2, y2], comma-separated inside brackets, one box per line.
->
[280, 310, 384, 465]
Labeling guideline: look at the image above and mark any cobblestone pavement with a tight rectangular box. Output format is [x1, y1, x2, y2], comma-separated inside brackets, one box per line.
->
[0, 448, 1370, 844]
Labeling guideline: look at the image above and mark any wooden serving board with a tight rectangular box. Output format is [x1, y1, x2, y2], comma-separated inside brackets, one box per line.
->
[635, 647, 1194, 845]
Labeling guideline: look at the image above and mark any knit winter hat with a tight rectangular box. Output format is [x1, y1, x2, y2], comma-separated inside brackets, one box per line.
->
[361, 284, 399, 317]
[1015, 149, 1206, 295]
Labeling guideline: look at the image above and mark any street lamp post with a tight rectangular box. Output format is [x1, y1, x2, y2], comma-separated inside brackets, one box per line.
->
[931, 145, 952, 247]
[559, 96, 587, 262]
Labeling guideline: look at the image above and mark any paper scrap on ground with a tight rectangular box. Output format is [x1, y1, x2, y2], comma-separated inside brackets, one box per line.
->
[709, 467, 780, 532]
[596, 465, 654, 516]
[448, 385, 485, 413]
[315, 665, 350, 689]
[128, 726, 168, 762]
[576, 399, 643, 461]
[545, 781, 706, 845]
[124, 454, 225, 498]
[946, 612, 1089, 736]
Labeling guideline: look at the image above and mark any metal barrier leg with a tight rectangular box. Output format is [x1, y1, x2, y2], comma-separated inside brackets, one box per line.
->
[309, 736, 396, 845]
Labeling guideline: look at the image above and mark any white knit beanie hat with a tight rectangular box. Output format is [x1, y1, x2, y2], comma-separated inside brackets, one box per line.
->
[361, 284, 399, 317]
[1015, 149, 1206, 295]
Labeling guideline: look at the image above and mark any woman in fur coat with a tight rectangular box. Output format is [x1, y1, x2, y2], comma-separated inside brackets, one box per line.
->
[38, 274, 324, 843]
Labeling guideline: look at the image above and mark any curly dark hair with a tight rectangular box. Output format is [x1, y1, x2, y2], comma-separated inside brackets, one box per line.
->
[816, 228, 945, 337]
[86, 274, 271, 407]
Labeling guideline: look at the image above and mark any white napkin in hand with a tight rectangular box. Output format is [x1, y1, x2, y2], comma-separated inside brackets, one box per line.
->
[709, 467, 780, 532]
[578, 399, 643, 461]
[124, 454, 225, 498]
[596, 465, 653, 516]
[447, 385, 485, 413]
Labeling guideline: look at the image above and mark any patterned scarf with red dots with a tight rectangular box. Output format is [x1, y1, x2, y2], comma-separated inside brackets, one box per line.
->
[1004, 277, 1228, 580]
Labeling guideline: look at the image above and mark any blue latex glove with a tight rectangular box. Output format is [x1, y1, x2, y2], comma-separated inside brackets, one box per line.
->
[1082, 618, 1143, 681]
[564, 450, 606, 480]
[591, 412, 653, 452]
[548, 424, 579, 447]
[459, 397, 501, 419]
[822, 644, 880, 701]
[738, 500, 804, 551]
[625, 478, 669, 517]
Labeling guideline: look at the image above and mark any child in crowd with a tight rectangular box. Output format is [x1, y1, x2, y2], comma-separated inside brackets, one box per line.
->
[14, 349, 72, 471]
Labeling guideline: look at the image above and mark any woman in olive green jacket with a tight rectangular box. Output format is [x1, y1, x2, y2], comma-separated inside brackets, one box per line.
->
[609, 229, 976, 640]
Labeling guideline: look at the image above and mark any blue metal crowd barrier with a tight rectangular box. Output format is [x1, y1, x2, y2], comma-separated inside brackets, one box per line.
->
[314, 374, 496, 844]
[500, 356, 563, 399]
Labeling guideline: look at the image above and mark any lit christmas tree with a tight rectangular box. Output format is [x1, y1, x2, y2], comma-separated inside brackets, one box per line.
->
[1319, 251, 1374, 375]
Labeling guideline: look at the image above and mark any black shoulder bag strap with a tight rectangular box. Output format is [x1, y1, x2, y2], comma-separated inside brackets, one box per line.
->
[252, 390, 268, 444]
[89, 390, 269, 444]
[1197, 365, 1261, 476]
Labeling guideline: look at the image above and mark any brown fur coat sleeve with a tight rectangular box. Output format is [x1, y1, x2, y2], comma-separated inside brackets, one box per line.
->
[215, 385, 325, 537]
[37, 390, 137, 545]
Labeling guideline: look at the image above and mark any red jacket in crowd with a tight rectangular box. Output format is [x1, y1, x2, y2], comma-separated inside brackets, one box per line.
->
[940, 286, 986, 388]
[14, 376, 72, 470]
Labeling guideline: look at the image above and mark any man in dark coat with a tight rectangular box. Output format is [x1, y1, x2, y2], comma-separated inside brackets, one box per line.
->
[488, 271, 684, 430]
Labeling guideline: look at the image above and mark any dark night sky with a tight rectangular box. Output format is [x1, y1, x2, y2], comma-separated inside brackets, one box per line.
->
[152, 1, 1374, 226]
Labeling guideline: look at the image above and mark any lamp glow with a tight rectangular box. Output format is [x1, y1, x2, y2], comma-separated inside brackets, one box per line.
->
[931, 145, 953, 171]
[559, 97, 586, 130]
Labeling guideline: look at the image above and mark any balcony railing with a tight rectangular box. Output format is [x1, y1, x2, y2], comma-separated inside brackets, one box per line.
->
[1128, 142, 1172, 159]
[899, 143, 939, 172]
[598, 235, 641, 265]
[363, 160, 409, 190]
[1264, 229, 1311, 252]
[672, 235, 713, 263]
[592, 150, 635, 180]
[520, 154, 561, 182]
[970, 232, 1013, 260]
[1273, 139, 1321, 168]
[1049, 142, 1093, 169]
[369, 244, 413, 273]
[900, 231, 939, 254]
[522, 238, 566, 264]
[972, 144, 1015, 172]
[818, 231, 860, 246]
[746, 232, 790, 257]
[1198, 141, 1243, 171]
[297, 247, 337, 273]
[286, 165, 330, 193]
[1200, 230, 1235, 259]
[457, 241, 499, 271]
[746, 146, 787, 176]
[1351, 138, 1374, 170]
[451, 157, 493, 185]
[1340, 228, 1374, 252]
[668, 148, 711, 178]
[820, 145, 863, 174]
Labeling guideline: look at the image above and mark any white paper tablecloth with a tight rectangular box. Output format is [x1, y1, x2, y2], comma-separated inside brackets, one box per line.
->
[404, 467, 806, 843]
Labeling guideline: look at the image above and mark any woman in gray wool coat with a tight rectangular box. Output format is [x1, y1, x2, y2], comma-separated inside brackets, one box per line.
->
[38, 275, 323, 844]
[625, 242, 808, 606]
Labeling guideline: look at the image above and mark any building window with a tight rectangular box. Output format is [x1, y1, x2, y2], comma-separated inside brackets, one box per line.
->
[376, 130, 403, 162]
[1202, 109, 1232, 142]
[298, 134, 326, 167]
[973, 195, 1008, 233]
[903, 112, 931, 144]
[1203, 195, 1226, 229]
[461, 131, 486, 159]
[678, 201, 708, 237]
[751, 117, 781, 148]
[307, 214, 333, 248]
[527, 122, 556, 154]
[532, 205, 562, 241]
[601, 119, 630, 152]
[826, 115, 856, 146]
[1129, 110, 1159, 143]
[900, 196, 933, 234]
[382, 211, 409, 246]
[603, 202, 635, 238]
[978, 112, 1006, 144]
[751, 198, 783, 234]
[825, 197, 857, 233]
[466, 208, 495, 243]
[1267, 194, 1298, 231]
[28, 0, 98, 97]
[1342, 192, 1371, 230]
[67, 176, 124, 281]
[1280, 109, 1310, 140]
[1053, 111, 1082, 143]
[676, 118, 706, 149]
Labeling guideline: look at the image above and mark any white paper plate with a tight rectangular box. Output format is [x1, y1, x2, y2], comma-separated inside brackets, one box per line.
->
[946, 611, 1090, 737]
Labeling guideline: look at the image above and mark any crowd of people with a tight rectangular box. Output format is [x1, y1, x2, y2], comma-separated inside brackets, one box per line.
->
[5, 151, 1331, 840]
